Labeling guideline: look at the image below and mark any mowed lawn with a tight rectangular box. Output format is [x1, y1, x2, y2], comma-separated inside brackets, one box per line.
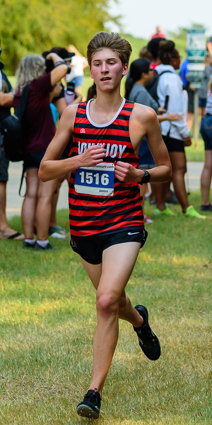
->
[0, 190, 211, 425]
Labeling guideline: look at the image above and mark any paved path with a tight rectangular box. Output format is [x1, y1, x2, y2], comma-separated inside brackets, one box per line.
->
[6, 161, 205, 218]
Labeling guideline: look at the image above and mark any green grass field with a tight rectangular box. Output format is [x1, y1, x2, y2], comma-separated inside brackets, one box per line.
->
[0, 191, 211, 425]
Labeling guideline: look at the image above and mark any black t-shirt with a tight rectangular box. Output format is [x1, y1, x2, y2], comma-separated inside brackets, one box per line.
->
[52, 82, 65, 103]
[0, 71, 12, 122]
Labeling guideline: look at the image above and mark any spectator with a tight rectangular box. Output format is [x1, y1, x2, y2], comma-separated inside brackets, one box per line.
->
[200, 77, 212, 211]
[151, 26, 166, 40]
[207, 36, 212, 56]
[147, 37, 165, 69]
[179, 55, 196, 131]
[0, 52, 24, 240]
[13, 53, 70, 249]
[139, 46, 153, 61]
[198, 52, 212, 118]
[155, 40, 205, 219]
[125, 57, 183, 219]
[66, 45, 88, 93]
[47, 47, 82, 239]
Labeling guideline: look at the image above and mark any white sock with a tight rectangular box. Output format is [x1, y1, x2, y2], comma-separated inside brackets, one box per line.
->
[25, 239, 36, 245]
[36, 239, 49, 248]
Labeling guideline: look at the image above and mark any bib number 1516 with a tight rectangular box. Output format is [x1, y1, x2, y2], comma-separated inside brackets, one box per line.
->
[75, 163, 115, 196]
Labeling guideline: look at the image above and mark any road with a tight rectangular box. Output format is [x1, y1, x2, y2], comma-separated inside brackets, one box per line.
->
[6, 161, 204, 218]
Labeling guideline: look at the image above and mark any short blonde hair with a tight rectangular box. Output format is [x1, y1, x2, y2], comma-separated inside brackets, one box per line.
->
[14, 55, 45, 94]
[87, 32, 132, 67]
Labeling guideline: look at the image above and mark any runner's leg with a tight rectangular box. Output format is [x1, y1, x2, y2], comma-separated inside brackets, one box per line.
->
[83, 242, 143, 396]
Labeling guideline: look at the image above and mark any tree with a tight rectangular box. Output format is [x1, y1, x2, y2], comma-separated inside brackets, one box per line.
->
[0, 0, 120, 74]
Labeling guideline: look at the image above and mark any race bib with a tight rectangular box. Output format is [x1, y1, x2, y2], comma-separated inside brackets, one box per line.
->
[75, 162, 115, 196]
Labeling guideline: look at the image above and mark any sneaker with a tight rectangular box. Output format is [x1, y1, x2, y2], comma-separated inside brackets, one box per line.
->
[184, 205, 206, 219]
[144, 214, 154, 224]
[153, 205, 176, 216]
[34, 242, 56, 250]
[23, 241, 35, 249]
[200, 204, 212, 211]
[49, 232, 66, 239]
[76, 388, 101, 419]
[134, 305, 161, 361]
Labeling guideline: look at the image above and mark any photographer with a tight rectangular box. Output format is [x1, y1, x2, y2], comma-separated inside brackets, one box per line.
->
[45, 47, 82, 239]
[0, 44, 24, 240]
[13, 52, 70, 250]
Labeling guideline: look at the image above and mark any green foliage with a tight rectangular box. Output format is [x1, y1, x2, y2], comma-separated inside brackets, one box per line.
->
[0, 0, 120, 74]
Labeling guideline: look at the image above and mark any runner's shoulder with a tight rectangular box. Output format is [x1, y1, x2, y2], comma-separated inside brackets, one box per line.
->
[132, 102, 158, 124]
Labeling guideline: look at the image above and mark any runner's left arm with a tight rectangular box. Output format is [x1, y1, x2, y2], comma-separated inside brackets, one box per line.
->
[115, 104, 172, 184]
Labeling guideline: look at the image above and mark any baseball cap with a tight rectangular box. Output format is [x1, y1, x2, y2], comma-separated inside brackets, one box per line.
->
[50, 47, 75, 61]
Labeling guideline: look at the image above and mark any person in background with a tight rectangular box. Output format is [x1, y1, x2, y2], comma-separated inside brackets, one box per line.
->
[125, 57, 183, 221]
[200, 77, 212, 211]
[151, 26, 166, 40]
[146, 36, 180, 206]
[13, 53, 70, 250]
[139, 46, 153, 61]
[47, 47, 82, 239]
[179, 55, 196, 131]
[147, 37, 165, 69]
[155, 40, 205, 219]
[0, 45, 24, 240]
[207, 36, 212, 56]
[66, 45, 88, 94]
[198, 52, 212, 118]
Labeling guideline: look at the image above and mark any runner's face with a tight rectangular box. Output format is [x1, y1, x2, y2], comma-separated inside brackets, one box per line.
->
[90, 48, 128, 92]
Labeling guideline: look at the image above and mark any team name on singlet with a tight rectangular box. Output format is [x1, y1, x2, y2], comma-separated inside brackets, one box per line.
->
[78, 142, 127, 159]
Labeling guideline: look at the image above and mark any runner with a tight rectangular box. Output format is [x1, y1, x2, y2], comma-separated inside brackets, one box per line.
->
[39, 31, 172, 419]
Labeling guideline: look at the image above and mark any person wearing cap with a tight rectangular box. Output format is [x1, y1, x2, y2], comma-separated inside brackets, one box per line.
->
[66, 45, 88, 94]
[47, 47, 82, 239]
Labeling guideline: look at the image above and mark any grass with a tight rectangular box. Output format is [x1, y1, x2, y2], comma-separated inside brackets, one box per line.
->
[0, 192, 211, 424]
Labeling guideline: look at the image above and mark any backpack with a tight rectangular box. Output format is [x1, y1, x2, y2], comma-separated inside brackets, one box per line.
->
[146, 70, 172, 105]
[1, 84, 30, 162]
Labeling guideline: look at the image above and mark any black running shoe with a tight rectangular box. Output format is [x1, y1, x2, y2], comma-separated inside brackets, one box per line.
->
[76, 388, 101, 419]
[134, 305, 161, 361]
[34, 242, 56, 250]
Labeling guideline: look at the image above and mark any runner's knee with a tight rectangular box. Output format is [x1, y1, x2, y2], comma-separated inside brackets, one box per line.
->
[96, 292, 119, 316]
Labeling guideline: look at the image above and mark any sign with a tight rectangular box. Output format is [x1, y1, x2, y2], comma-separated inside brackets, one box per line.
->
[187, 29, 206, 88]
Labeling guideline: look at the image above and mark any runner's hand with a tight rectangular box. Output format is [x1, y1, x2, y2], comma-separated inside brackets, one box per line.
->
[115, 161, 138, 182]
[78, 144, 106, 167]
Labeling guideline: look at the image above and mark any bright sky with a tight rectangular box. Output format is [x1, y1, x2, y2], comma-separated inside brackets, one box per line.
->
[108, 0, 212, 39]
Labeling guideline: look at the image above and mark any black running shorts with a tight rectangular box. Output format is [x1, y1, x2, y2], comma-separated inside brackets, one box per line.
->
[70, 227, 148, 265]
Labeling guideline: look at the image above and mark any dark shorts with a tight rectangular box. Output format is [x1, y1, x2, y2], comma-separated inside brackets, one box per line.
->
[163, 135, 185, 153]
[200, 115, 212, 150]
[187, 88, 195, 113]
[199, 98, 207, 108]
[24, 151, 45, 170]
[0, 132, 9, 181]
[70, 227, 148, 265]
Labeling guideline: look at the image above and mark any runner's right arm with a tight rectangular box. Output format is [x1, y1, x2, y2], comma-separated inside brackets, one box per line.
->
[39, 104, 106, 182]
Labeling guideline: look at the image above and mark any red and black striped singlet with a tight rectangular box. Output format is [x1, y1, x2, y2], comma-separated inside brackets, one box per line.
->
[69, 98, 144, 237]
